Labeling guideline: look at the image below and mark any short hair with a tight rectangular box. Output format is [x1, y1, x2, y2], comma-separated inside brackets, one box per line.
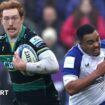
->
[76, 24, 96, 41]
[0, 0, 24, 18]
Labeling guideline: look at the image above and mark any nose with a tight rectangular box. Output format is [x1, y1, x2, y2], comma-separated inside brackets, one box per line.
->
[94, 42, 100, 47]
[8, 19, 14, 25]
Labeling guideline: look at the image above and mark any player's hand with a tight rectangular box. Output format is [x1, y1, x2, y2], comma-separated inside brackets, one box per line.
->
[95, 60, 105, 76]
[13, 52, 26, 71]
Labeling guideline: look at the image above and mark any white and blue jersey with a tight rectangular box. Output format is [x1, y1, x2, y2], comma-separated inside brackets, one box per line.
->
[62, 40, 105, 105]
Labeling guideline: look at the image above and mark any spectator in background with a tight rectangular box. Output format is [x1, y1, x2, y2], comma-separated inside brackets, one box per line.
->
[60, 0, 105, 51]
[23, 0, 66, 23]
[37, 4, 62, 40]
[65, 0, 105, 19]
[33, 0, 66, 23]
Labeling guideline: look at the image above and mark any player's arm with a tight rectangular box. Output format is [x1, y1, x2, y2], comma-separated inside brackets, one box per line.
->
[26, 35, 59, 74]
[26, 50, 59, 74]
[13, 35, 59, 74]
[63, 59, 105, 96]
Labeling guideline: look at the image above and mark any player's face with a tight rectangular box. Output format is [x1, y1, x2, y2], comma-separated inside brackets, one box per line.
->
[1, 8, 24, 38]
[80, 31, 100, 56]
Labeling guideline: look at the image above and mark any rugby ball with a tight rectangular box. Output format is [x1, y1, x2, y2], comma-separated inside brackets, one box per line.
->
[16, 44, 38, 76]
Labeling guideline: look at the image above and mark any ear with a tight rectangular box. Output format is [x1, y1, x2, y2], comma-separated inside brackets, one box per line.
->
[78, 40, 82, 45]
[21, 16, 24, 24]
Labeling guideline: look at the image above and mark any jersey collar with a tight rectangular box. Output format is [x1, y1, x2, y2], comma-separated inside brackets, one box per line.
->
[5, 25, 26, 52]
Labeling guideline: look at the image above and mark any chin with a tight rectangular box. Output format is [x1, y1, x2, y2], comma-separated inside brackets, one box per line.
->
[93, 52, 100, 56]
[8, 33, 17, 38]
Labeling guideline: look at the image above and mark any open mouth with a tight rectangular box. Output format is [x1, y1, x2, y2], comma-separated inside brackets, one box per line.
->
[93, 48, 100, 55]
[94, 48, 100, 52]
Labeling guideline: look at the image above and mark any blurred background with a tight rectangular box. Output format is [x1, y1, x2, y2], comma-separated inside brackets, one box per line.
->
[0, 0, 105, 105]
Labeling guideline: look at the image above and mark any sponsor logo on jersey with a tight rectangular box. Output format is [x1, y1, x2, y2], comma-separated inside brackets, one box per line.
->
[30, 36, 43, 46]
[64, 56, 75, 68]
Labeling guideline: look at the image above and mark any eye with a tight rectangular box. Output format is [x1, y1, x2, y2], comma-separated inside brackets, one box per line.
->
[11, 16, 19, 21]
[87, 41, 94, 45]
[3, 17, 9, 21]
[3, 16, 19, 22]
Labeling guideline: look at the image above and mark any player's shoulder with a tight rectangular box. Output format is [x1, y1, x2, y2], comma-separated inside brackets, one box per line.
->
[25, 27, 43, 42]
[65, 44, 83, 58]
[101, 40, 105, 49]
[25, 27, 38, 38]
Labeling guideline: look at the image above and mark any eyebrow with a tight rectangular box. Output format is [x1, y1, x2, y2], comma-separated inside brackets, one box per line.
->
[4, 15, 19, 17]
[86, 36, 99, 42]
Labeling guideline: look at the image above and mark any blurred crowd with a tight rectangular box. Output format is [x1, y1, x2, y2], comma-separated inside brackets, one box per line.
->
[1, 0, 105, 105]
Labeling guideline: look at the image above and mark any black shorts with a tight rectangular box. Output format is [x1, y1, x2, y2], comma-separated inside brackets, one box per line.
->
[15, 83, 61, 105]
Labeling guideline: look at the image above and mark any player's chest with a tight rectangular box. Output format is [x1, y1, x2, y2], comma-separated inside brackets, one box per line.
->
[0, 39, 26, 54]
[80, 50, 105, 76]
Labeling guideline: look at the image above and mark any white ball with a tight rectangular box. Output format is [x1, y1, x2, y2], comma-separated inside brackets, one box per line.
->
[16, 44, 38, 76]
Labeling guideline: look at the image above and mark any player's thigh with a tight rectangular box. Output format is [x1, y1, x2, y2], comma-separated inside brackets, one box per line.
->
[15, 89, 46, 105]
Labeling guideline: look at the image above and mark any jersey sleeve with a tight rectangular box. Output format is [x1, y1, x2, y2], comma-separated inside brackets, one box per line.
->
[63, 55, 80, 76]
[62, 46, 83, 85]
[28, 34, 49, 56]
[62, 46, 83, 77]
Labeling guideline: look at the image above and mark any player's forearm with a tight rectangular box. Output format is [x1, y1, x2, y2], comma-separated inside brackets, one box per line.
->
[26, 50, 59, 74]
[65, 72, 99, 95]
